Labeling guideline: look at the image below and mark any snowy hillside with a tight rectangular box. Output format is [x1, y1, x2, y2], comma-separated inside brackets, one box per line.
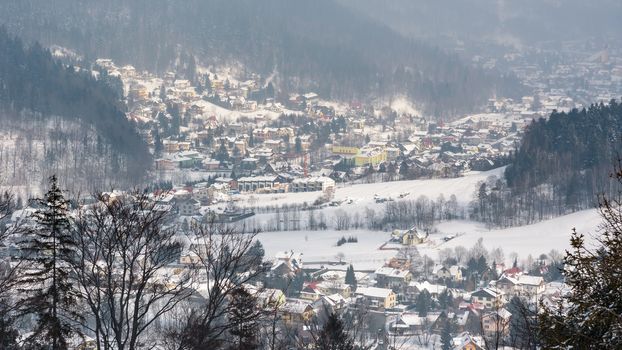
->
[430, 209, 602, 261]
[257, 209, 602, 271]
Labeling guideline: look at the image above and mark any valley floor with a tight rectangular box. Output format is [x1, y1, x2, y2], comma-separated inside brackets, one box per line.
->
[257, 209, 602, 270]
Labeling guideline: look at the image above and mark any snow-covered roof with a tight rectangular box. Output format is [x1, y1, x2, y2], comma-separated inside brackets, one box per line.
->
[471, 287, 503, 299]
[281, 299, 313, 314]
[238, 175, 278, 183]
[410, 281, 446, 295]
[356, 286, 393, 299]
[452, 332, 484, 350]
[397, 312, 441, 327]
[499, 273, 543, 287]
[375, 267, 410, 279]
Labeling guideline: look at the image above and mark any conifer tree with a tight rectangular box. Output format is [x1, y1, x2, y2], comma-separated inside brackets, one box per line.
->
[315, 313, 354, 350]
[440, 318, 454, 350]
[344, 264, 357, 290]
[416, 290, 431, 317]
[438, 288, 453, 310]
[539, 160, 622, 348]
[19, 175, 79, 350]
[227, 288, 261, 350]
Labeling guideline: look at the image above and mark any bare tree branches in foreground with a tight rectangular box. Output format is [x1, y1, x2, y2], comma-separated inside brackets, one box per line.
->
[165, 223, 265, 350]
[72, 193, 192, 350]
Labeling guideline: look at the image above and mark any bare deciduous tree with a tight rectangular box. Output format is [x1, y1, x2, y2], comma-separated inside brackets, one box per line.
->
[0, 191, 22, 345]
[167, 223, 264, 350]
[72, 193, 192, 350]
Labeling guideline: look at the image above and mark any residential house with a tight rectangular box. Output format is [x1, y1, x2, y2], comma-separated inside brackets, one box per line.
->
[237, 175, 283, 192]
[452, 332, 485, 350]
[310, 294, 348, 325]
[256, 288, 286, 309]
[207, 183, 230, 203]
[192, 182, 210, 205]
[270, 251, 303, 276]
[290, 177, 335, 193]
[355, 287, 397, 309]
[300, 282, 323, 301]
[481, 308, 512, 336]
[316, 281, 351, 298]
[280, 299, 315, 325]
[375, 267, 412, 290]
[202, 159, 221, 171]
[470, 288, 505, 309]
[175, 197, 200, 216]
[435, 265, 463, 282]
[408, 281, 447, 299]
[392, 227, 428, 246]
[390, 312, 443, 335]
[496, 274, 545, 298]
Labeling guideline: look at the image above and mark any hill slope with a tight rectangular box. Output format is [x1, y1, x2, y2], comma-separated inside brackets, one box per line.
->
[470, 102, 622, 228]
[0, 29, 150, 193]
[0, 0, 521, 116]
[339, 0, 622, 45]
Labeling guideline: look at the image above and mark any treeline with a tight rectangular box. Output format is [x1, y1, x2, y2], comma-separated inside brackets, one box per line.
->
[242, 193, 464, 233]
[381, 194, 463, 229]
[0, 0, 521, 116]
[473, 102, 622, 227]
[0, 28, 150, 183]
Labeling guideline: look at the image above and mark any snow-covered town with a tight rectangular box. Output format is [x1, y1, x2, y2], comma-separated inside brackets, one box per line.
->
[1, 2, 622, 349]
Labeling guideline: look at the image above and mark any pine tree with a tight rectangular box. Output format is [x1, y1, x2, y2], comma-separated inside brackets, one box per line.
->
[440, 318, 454, 350]
[315, 313, 354, 350]
[287, 271, 305, 297]
[245, 241, 265, 268]
[344, 264, 357, 290]
[248, 128, 255, 147]
[227, 288, 260, 350]
[539, 160, 622, 348]
[19, 175, 79, 350]
[153, 130, 163, 155]
[438, 288, 453, 310]
[416, 290, 431, 317]
[216, 139, 230, 164]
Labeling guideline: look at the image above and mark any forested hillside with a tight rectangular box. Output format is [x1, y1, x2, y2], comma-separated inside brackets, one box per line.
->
[0, 29, 150, 193]
[340, 0, 622, 44]
[0, 0, 521, 117]
[471, 102, 622, 227]
[506, 102, 622, 194]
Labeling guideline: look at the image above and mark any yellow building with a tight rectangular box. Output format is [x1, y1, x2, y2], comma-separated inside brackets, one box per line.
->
[257, 288, 286, 309]
[281, 301, 315, 325]
[354, 147, 387, 166]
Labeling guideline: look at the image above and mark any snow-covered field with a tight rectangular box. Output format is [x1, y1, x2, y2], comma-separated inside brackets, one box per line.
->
[258, 209, 603, 271]
[237, 167, 505, 211]
[429, 209, 602, 262]
[257, 229, 395, 271]
[249, 169, 603, 270]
